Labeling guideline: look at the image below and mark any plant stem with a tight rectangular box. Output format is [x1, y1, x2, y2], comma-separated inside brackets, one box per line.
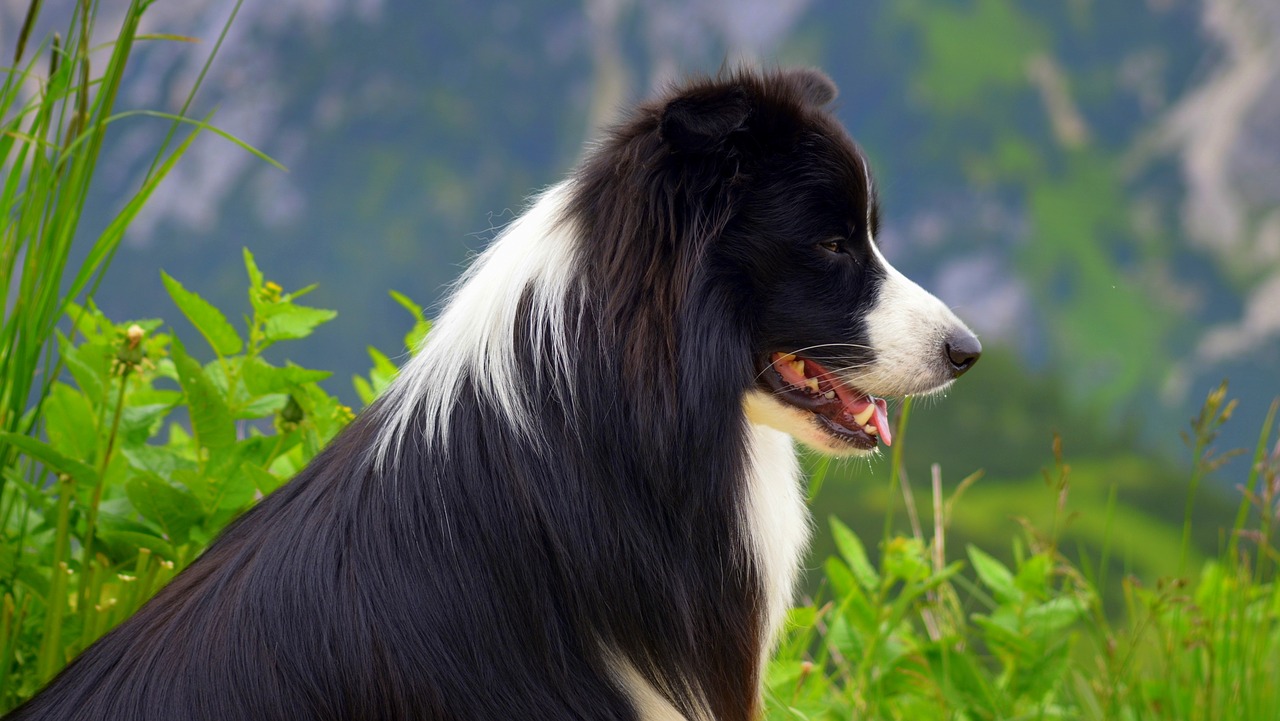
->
[79, 364, 129, 603]
[1227, 398, 1278, 569]
[34, 475, 73, 681]
[882, 396, 912, 548]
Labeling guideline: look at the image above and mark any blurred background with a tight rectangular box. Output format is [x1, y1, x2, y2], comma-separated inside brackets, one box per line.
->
[4, 0, 1278, 581]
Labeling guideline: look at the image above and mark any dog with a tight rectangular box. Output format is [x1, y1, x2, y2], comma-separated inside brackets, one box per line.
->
[8, 68, 979, 721]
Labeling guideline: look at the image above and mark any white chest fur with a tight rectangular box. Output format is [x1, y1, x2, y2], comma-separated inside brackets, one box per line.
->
[614, 420, 808, 721]
[740, 417, 810, 660]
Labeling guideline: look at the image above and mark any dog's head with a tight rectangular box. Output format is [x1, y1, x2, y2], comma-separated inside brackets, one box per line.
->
[655, 69, 980, 456]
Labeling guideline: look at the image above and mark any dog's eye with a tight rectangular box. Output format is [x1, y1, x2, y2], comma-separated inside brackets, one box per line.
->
[817, 238, 843, 254]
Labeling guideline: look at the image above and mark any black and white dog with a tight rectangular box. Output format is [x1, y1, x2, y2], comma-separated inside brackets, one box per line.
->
[10, 68, 978, 721]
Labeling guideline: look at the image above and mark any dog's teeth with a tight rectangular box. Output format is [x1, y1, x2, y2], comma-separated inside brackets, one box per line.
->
[804, 378, 820, 393]
[864, 424, 878, 436]
[790, 360, 806, 376]
[852, 405, 875, 426]
[823, 390, 836, 400]
[779, 353, 797, 363]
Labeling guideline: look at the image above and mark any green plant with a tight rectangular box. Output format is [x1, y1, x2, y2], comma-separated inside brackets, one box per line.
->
[0, 0, 272, 493]
[0, 0, 282, 705]
[766, 461, 1092, 719]
[0, 251, 355, 706]
[765, 384, 1280, 721]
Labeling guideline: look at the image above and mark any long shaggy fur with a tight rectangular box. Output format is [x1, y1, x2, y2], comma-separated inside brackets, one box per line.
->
[7, 68, 977, 721]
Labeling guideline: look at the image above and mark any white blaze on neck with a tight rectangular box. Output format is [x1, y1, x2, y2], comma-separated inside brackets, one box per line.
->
[372, 182, 583, 467]
[739, 416, 809, 663]
[609, 657, 697, 721]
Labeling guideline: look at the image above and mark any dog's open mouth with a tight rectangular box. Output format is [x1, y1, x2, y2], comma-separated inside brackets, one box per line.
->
[763, 352, 893, 450]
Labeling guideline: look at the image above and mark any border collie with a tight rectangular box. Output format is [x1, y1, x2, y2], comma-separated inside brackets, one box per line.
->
[9, 68, 979, 721]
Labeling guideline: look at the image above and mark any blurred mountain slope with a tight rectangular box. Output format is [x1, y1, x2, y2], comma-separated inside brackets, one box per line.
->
[1, 0, 1275, 486]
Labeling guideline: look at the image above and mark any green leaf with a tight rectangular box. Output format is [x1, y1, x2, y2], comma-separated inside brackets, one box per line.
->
[96, 529, 175, 562]
[170, 336, 235, 452]
[262, 303, 337, 342]
[1015, 553, 1052, 597]
[923, 644, 1001, 715]
[243, 463, 285, 495]
[125, 473, 205, 545]
[353, 375, 377, 407]
[42, 383, 98, 463]
[830, 516, 880, 591]
[883, 536, 931, 584]
[1024, 596, 1087, 636]
[243, 247, 263, 291]
[968, 545, 1020, 603]
[0, 431, 100, 490]
[107, 110, 286, 170]
[161, 271, 243, 356]
[388, 289, 424, 320]
[120, 403, 175, 446]
[234, 393, 288, 420]
[187, 436, 275, 512]
[823, 613, 864, 662]
[972, 612, 1033, 659]
[390, 290, 431, 352]
[121, 444, 199, 481]
[764, 660, 809, 690]
[58, 330, 109, 401]
[242, 357, 331, 395]
[365, 346, 399, 395]
[824, 557, 857, 601]
[784, 606, 817, 631]
[288, 283, 319, 301]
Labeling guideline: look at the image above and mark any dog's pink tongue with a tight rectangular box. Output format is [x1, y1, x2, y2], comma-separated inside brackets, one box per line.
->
[872, 397, 892, 447]
[831, 382, 893, 447]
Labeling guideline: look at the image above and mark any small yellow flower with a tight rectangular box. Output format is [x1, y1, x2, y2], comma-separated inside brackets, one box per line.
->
[259, 281, 284, 304]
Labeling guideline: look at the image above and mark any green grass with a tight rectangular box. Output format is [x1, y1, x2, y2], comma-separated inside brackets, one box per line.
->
[764, 387, 1280, 720]
[0, 0, 279, 705]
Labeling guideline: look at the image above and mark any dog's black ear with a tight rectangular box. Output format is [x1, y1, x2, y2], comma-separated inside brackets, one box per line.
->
[658, 85, 751, 154]
[780, 67, 837, 107]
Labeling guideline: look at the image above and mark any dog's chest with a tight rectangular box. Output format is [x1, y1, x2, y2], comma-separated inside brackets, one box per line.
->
[740, 423, 809, 655]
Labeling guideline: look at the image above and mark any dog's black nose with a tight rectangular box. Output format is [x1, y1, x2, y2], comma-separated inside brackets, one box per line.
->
[944, 331, 981, 377]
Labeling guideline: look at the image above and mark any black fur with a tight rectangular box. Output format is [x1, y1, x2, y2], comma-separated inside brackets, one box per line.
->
[8, 68, 891, 721]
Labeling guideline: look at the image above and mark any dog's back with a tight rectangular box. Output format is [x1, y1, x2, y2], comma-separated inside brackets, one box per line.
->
[9, 408, 656, 721]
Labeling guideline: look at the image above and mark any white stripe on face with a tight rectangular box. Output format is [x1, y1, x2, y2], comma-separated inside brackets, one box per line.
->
[846, 236, 976, 399]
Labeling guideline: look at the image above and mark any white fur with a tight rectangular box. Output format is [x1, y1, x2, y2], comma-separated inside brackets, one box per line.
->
[850, 238, 973, 398]
[610, 417, 806, 721]
[739, 418, 809, 661]
[373, 182, 583, 467]
[609, 658, 697, 721]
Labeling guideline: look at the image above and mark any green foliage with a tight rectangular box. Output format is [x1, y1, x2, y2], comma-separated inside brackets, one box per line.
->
[0, 251, 358, 706]
[352, 290, 430, 406]
[765, 385, 1280, 720]
[0, 0, 279, 706]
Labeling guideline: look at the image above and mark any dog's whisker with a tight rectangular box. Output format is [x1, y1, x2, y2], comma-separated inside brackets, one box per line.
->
[750, 345, 876, 383]
[779, 342, 876, 355]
